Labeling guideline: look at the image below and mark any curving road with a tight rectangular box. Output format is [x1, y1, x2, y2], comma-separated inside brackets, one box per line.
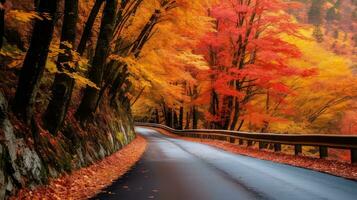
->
[92, 127, 357, 200]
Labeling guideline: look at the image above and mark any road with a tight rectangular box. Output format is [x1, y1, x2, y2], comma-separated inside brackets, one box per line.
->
[92, 127, 357, 200]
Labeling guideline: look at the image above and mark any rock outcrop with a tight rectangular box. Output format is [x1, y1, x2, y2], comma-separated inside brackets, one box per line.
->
[0, 92, 135, 199]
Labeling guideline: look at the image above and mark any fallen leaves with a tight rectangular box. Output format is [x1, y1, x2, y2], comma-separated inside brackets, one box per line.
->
[11, 135, 147, 200]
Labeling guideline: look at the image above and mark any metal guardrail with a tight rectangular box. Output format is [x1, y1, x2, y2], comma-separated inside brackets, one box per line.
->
[135, 122, 357, 164]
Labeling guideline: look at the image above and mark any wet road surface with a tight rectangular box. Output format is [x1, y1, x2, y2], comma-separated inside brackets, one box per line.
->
[92, 127, 357, 200]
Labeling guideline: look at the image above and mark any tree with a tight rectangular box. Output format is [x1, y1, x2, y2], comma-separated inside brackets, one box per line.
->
[326, 0, 341, 22]
[77, 0, 105, 56]
[261, 32, 357, 134]
[129, 0, 213, 127]
[308, 0, 325, 42]
[308, 0, 324, 25]
[178, 106, 183, 129]
[196, 0, 312, 130]
[94, 0, 145, 109]
[12, 0, 59, 124]
[43, 0, 79, 135]
[75, 0, 118, 122]
[0, 0, 5, 49]
[108, 8, 164, 103]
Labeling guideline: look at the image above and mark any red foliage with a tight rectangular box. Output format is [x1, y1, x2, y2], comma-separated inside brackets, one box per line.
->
[196, 0, 315, 127]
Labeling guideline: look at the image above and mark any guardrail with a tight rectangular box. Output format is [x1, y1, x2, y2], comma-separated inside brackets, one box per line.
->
[135, 122, 357, 164]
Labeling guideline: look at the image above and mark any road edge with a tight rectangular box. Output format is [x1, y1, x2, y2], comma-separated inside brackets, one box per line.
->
[11, 135, 148, 200]
[149, 127, 357, 181]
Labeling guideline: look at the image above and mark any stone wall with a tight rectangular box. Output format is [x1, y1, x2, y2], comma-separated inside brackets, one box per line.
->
[0, 92, 135, 199]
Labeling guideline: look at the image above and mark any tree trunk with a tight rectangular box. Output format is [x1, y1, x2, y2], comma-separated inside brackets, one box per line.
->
[173, 110, 178, 129]
[109, 65, 128, 103]
[34, 0, 40, 8]
[165, 107, 172, 127]
[229, 98, 240, 130]
[96, 0, 144, 106]
[222, 96, 233, 130]
[75, 0, 117, 122]
[209, 89, 219, 129]
[130, 9, 160, 57]
[130, 86, 145, 107]
[185, 111, 190, 129]
[0, 0, 5, 49]
[43, 0, 78, 135]
[308, 0, 323, 25]
[178, 106, 183, 130]
[77, 0, 105, 55]
[108, 9, 160, 102]
[155, 108, 159, 123]
[12, 0, 58, 123]
[192, 106, 198, 129]
[237, 119, 244, 131]
[161, 104, 166, 123]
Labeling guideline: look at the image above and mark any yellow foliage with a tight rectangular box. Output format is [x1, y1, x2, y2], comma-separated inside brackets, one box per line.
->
[176, 51, 209, 70]
[130, 0, 215, 113]
[267, 30, 357, 133]
[46, 60, 57, 74]
[7, 10, 42, 23]
[63, 71, 99, 90]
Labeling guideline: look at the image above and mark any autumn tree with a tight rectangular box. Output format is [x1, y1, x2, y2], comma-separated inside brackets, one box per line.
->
[196, 0, 312, 130]
[129, 0, 214, 128]
[12, 0, 59, 123]
[91, 0, 178, 114]
[0, 0, 5, 49]
[308, 0, 324, 42]
[77, 0, 105, 56]
[75, 0, 118, 122]
[308, 0, 324, 25]
[97, 0, 150, 108]
[43, 0, 79, 134]
[108, 7, 161, 103]
[278, 33, 357, 134]
[326, 0, 341, 23]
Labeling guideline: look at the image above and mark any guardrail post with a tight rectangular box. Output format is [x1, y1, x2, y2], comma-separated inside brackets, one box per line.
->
[274, 144, 281, 152]
[259, 142, 270, 150]
[229, 137, 233, 143]
[247, 140, 253, 147]
[259, 142, 265, 150]
[295, 144, 302, 155]
[319, 146, 328, 159]
[351, 149, 357, 164]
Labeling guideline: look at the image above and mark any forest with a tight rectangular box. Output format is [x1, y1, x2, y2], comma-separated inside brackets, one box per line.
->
[133, 0, 357, 135]
[0, 0, 356, 198]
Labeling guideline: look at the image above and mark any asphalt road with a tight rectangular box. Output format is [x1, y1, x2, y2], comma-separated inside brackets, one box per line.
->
[92, 127, 357, 200]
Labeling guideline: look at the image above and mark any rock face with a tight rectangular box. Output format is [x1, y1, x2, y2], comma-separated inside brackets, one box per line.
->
[0, 92, 46, 199]
[0, 92, 135, 199]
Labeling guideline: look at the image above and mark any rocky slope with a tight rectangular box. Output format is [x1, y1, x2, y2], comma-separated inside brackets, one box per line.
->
[0, 91, 135, 199]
